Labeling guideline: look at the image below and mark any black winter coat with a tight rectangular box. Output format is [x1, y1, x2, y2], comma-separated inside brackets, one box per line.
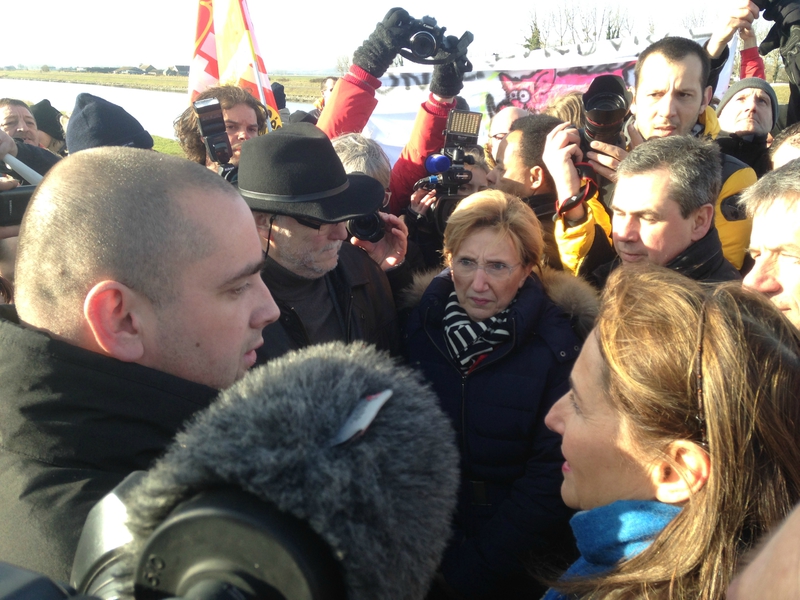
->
[405, 271, 581, 599]
[0, 307, 218, 583]
[257, 242, 400, 363]
[589, 226, 741, 289]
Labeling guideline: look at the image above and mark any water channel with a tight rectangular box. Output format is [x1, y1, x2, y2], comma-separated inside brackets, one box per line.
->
[0, 79, 312, 139]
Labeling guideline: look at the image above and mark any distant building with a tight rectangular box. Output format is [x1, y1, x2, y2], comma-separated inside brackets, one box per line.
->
[115, 67, 145, 75]
[164, 65, 190, 77]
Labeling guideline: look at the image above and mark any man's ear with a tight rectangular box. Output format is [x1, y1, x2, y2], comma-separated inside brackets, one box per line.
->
[690, 204, 715, 241]
[530, 165, 547, 192]
[701, 85, 713, 113]
[83, 281, 147, 362]
[652, 440, 710, 504]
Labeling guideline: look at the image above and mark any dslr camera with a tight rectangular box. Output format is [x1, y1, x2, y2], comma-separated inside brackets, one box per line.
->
[580, 74, 629, 153]
[193, 97, 238, 182]
[399, 16, 473, 65]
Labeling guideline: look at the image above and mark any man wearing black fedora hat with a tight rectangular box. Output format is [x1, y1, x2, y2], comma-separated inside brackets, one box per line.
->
[237, 123, 406, 363]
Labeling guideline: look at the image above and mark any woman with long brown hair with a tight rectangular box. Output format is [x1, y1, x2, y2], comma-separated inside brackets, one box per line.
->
[544, 266, 800, 600]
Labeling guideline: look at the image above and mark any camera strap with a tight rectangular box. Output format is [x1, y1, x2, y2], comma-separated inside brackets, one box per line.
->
[553, 163, 598, 221]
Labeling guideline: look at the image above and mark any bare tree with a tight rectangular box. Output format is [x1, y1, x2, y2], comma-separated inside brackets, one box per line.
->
[606, 7, 634, 40]
[335, 55, 351, 77]
[681, 9, 707, 32]
[548, 3, 572, 47]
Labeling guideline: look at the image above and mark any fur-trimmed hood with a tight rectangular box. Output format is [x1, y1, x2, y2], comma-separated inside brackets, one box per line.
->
[400, 266, 599, 340]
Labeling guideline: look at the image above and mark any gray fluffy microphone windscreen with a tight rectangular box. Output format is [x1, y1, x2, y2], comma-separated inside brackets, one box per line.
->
[117, 342, 459, 600]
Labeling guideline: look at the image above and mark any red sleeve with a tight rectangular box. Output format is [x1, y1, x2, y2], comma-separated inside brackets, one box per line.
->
[388, 93, 455, 216]
[317, 65, 381, 139]
[740, 47, 766, 80]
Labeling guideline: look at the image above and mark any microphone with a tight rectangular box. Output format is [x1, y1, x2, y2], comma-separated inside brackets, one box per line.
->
[73, 342, 460, 600]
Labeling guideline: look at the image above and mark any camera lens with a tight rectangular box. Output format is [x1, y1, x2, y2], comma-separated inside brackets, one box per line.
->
[409, 32, 437, 58]
[585, 93, 626, 113]
[434, 196, 461, 236]
[347, 213, 385, 243]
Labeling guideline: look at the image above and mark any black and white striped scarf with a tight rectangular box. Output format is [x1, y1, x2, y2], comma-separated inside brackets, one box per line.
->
[443, 291, 513, 372]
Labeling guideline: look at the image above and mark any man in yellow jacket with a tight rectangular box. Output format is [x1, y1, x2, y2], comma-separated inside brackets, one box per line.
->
[560, 36, 756, 272]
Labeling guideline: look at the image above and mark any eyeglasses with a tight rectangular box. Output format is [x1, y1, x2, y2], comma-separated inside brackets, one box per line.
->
[693, 303, 708, 445]
[451, 258, 520, 280]
[293, 216, 326, 230]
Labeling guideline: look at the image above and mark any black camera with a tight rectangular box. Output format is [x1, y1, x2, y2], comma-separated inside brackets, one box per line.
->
[346, 212, 384, 243]
[193, 97, 238, 182]
[399, 16, 473, 65]
[581, 75, 629, 149]
[415, 109, 483, 235]
[0, 185, 34, 227]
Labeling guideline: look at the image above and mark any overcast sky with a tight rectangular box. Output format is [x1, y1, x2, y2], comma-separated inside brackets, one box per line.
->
[4, 0, 746, 73]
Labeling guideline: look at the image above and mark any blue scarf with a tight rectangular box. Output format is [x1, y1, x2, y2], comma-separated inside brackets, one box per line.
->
[542, 500, 681, 600]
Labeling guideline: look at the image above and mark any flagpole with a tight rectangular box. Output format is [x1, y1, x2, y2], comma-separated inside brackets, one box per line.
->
[239, 0, 272, 132]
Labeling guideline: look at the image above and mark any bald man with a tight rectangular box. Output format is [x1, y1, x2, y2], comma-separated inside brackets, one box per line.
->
[0, 147, 278, 581]
[487, 106, 531, 162]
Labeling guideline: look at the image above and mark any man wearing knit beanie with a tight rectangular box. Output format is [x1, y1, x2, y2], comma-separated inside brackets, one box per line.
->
[66, 93, 153, 154]
[717, 78, 779, 137]
[716, 78, 779, 177]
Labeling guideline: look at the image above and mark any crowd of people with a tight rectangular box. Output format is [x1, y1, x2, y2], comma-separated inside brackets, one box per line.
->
[1, 1, 800, 598]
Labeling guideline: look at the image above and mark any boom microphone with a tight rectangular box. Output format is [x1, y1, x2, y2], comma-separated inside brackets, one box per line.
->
[72, 342, 460, 600]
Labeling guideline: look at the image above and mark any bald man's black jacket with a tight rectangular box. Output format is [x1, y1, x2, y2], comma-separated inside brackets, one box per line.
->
[0, 305, 218, 584]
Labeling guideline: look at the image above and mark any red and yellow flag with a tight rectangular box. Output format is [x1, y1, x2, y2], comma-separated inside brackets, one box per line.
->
[189, 0, 282, 130]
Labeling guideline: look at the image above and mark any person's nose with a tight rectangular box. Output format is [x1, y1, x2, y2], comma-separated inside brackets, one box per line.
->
[486, 167, 499, 188]
[471, 266, 490, 292]
[743, 254, 782, 296]
[329, 221, 349, 241]
[656, 92, 678, 119]
[614, 215, 638, 242]
[545, 393, 567, 435]
[742, 95, 759, 114]
[252, 279, 281, 329]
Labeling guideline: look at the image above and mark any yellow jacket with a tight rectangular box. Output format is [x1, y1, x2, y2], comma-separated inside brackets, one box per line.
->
[700, 107, 755, 270]
[555, 107, 755, 273]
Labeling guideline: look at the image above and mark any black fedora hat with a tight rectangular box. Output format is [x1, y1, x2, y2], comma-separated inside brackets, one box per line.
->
[237, 123, 384, 223]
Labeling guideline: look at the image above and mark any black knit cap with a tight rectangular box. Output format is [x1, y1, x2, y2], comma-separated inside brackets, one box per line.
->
[29, 99, 65, 142]
[66, 93, 153, 153]
[717, 78, 779, 129]
[237, 123, 384, 222]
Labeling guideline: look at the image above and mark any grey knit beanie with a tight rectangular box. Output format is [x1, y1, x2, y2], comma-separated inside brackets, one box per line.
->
[717, 78, 779, 129]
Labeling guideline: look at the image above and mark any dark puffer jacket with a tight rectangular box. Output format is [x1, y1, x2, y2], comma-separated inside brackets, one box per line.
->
[403, 268, 598, 599]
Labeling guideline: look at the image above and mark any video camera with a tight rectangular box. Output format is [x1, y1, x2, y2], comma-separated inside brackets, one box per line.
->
[0, 184, 34, 227]
[0, 485, 346, 600]
[399, 16, 473, 66]
[193, 97, 238, 183]
[414, 109, 482, 235]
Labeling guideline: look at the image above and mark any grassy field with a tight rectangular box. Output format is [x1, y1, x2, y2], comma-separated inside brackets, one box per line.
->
[152, 136, 184, 157]
[774, 83, 791, 105]
[0, 70, 328, 103]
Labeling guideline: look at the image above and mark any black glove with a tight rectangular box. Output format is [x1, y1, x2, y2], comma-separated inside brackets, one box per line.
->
[429, 36, 473, 98]
[270, 82, 286, 110]
[352, 7, 412, 78]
